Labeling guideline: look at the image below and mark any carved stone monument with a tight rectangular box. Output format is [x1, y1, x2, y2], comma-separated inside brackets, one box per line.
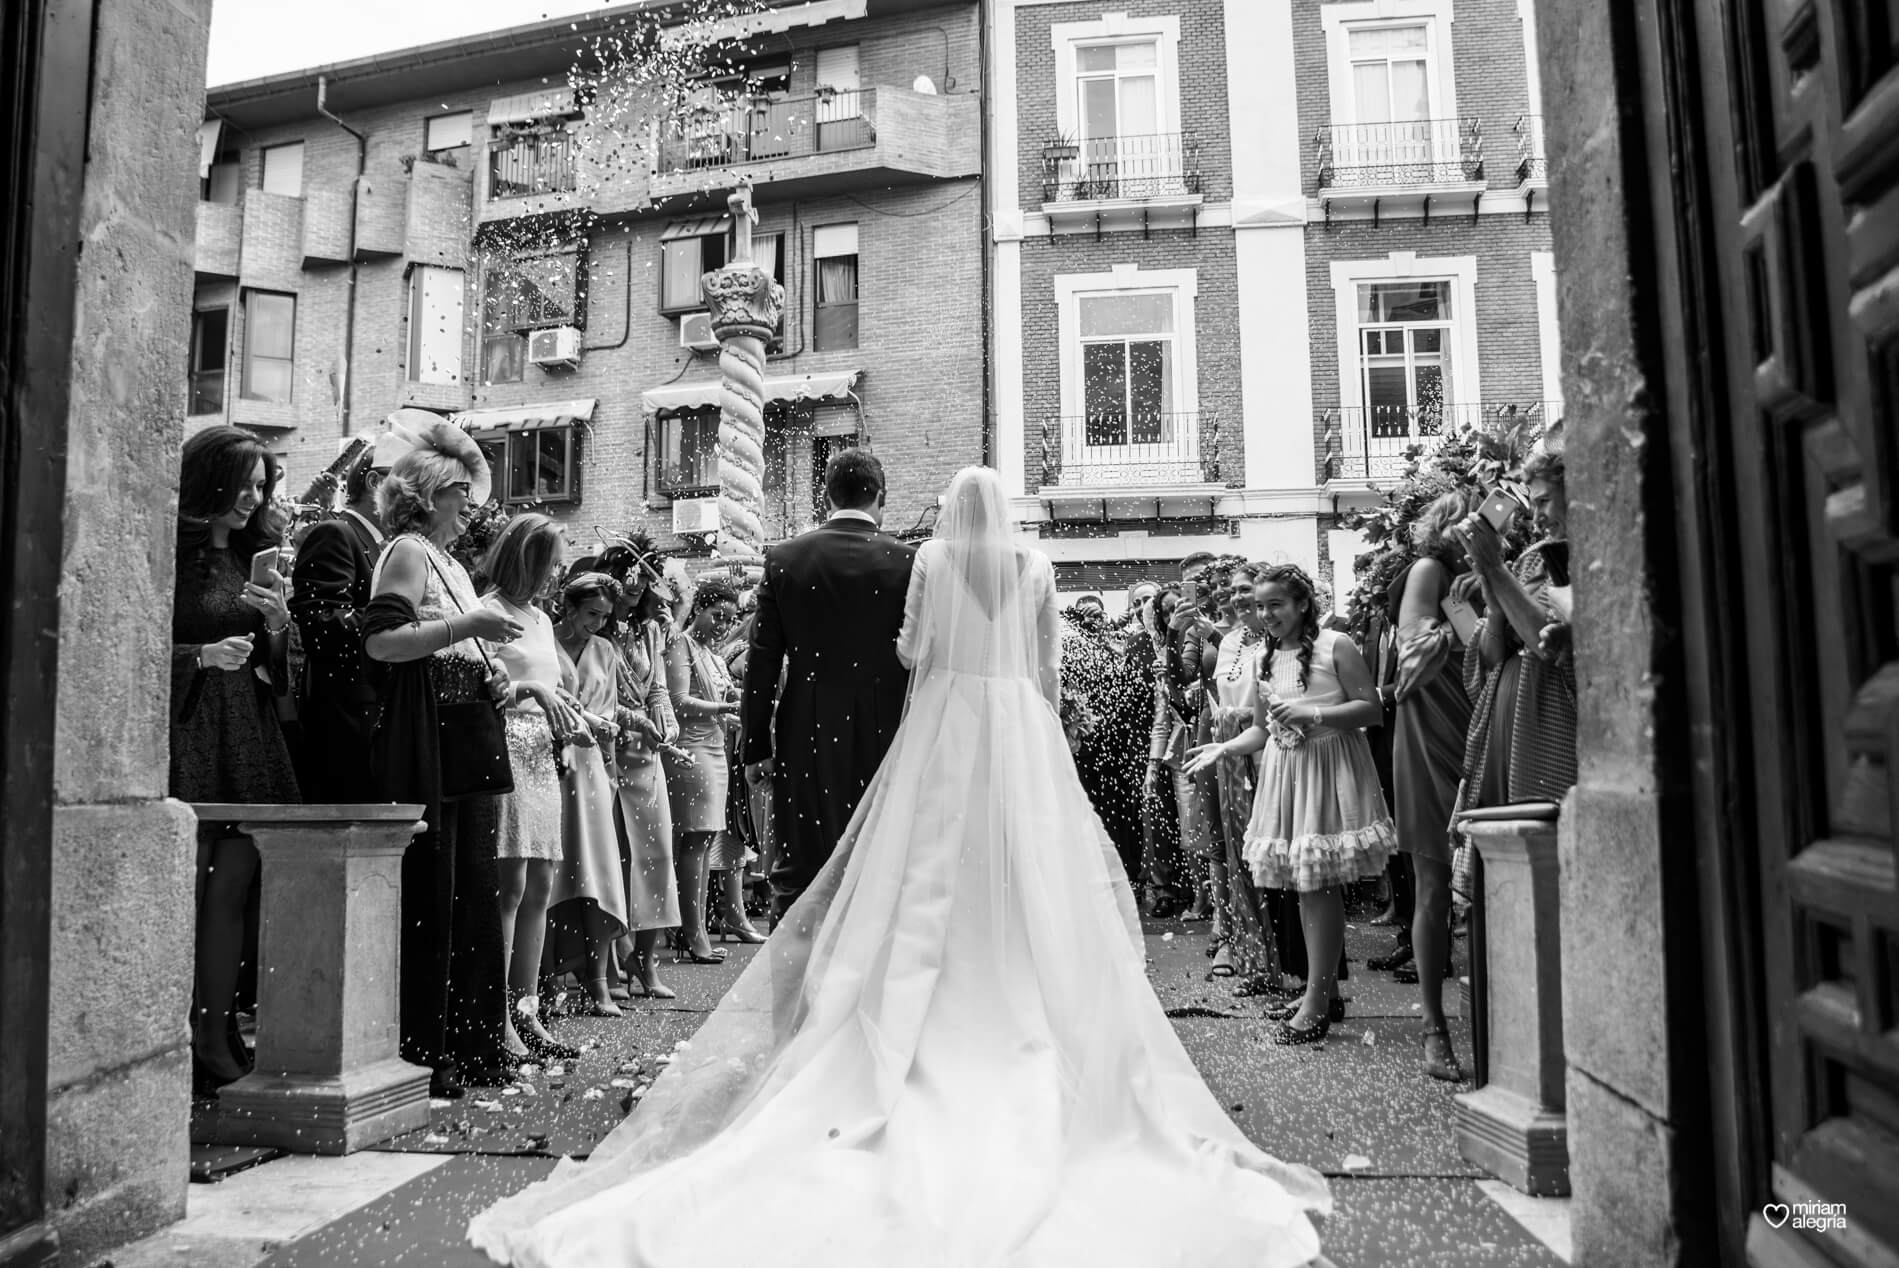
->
[701, 177, 784, 561]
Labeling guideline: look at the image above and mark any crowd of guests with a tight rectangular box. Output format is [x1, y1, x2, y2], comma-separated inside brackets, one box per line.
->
[1059, 423, 1576, 1072]
[170, 410, 1574, 1097]
[170, 417, 772, 1099]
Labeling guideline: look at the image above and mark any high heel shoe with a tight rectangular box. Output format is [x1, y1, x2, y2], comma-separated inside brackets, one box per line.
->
[674, 946, 728, 964]
[579, 980, 624, 1018]
[1421, 1027, 1465, 1081]
[707, 919, 768, 945]
[511, 992, 582, 1061]
[1276, 1013, 1331, 1045]
[627, 974, 677, 1000]
[1265, 996, 1346, 1024]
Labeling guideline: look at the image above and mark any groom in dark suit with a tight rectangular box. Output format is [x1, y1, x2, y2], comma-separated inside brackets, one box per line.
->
[742, 448, 917, 918]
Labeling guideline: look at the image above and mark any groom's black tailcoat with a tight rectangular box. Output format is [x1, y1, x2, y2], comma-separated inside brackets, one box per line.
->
[741, 517, 916, 916]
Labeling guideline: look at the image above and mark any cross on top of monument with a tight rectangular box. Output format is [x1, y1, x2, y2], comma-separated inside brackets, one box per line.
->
[728, 177, 757, 266]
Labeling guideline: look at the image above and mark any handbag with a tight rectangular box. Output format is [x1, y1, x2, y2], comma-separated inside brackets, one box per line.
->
[423, 551, 515, 802]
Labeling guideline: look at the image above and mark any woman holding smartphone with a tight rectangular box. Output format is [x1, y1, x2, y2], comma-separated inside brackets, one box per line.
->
[170, 426, 301, 1094]
[1387, 490, 1479, 1081]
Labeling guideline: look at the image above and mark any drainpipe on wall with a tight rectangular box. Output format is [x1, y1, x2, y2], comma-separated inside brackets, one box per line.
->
[317, 75, 365, 436]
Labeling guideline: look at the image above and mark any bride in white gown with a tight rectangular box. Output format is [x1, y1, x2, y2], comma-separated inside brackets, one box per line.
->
[468, 466, 1331, 1267]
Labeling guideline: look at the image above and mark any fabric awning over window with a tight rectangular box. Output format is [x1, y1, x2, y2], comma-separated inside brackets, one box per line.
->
[453, 398, 597, 434]
[486, 89, 579, 127]
[196, 120, 223, 178]
[660, 217, 733, 241]
[641, 371, 860, 416]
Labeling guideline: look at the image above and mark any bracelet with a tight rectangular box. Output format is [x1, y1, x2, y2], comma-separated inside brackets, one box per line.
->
[1314, 706, 1326, 727]
[195, 646, 205, 670]
[442, 616, 456, 648]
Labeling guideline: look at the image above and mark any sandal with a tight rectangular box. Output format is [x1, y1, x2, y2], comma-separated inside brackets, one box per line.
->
[1233, 974, 1298, 999]
[1266, 996, 1345, 1024]
[1275, 1014, 1331, 1046]
[1206, 944, 1236, 978]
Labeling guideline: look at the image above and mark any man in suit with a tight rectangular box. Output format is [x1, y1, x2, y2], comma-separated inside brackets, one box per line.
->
[289, 421, 414, 802]
[741, 448, 917, 919]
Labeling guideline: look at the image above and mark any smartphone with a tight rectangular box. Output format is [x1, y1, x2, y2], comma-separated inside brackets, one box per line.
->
[249, 547, 281, 589]
[1479, 487, 1523, 533]
[1441, 592, 1480, 643]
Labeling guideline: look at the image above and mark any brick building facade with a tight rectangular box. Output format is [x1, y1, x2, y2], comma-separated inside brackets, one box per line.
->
[986, 0, 1557, 607]
[191, 0, 984, 557]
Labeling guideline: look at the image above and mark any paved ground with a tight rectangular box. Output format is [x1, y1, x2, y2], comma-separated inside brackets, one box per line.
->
[107, 914, 1570, 1268]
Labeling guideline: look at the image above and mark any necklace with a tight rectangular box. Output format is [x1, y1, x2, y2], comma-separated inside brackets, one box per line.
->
[1224, 627, 1261, 681]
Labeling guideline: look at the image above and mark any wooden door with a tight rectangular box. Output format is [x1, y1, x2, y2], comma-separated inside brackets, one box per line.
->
[1689, 0, 1899, 1261]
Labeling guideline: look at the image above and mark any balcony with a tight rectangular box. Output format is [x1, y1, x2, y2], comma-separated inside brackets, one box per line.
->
[479, 132, 580, 221]
[1038, 412, 1221, 491]
[646, 87, 979, 206]
[1314, 118, 1486, 221]
[1040, 133, 1204, 233]
[1319, 400, 1562, 482]
[195, 201, 242, 279]
[1516, 115, 1549, 208]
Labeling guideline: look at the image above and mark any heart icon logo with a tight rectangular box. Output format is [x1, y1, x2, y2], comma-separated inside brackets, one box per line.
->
[1764, 1204, 1791, 1229]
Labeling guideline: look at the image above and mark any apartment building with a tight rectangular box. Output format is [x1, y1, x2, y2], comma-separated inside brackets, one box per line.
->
[985, 0, 1556, 605]
[191, 0, 984, 551]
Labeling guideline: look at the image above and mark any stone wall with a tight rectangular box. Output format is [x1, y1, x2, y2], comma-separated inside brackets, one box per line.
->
[44, 0, 207, 1259]
[1537, 0, 1704, 1262]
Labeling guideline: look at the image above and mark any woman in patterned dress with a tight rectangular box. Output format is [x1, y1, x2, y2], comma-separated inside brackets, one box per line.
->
[482, 514, 588, 1063]
[662, 577, 743, 964]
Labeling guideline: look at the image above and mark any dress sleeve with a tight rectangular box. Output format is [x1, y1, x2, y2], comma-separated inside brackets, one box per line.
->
[895, 541, 932, 670]
[1035, 556, 1061, 712]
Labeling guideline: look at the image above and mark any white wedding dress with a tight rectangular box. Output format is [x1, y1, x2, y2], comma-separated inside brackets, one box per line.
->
[469, 470, 1331, 1268]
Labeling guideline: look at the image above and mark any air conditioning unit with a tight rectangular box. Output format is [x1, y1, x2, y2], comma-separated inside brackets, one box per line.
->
[672, 496, 720, 537]
[527, 325, 582, 369]
[678, 312, 720, 352]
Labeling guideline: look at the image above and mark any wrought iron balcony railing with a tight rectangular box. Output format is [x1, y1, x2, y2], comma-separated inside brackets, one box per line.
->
[1039, 412, 1220, 489]
[489, 132, 577, 199]
[656, 90, 877, 174]
[1315, 118, 1485, 190]
[1040, 132, 1202, 202]
[1319, 400, 1562, 481]
[1515, 115, 1548, 184]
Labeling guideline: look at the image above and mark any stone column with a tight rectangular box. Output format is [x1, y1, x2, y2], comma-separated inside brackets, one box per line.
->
[702, 178, 783, 563]
[1455, 813, 1570, 1197]
[199, 805, 431, 1155]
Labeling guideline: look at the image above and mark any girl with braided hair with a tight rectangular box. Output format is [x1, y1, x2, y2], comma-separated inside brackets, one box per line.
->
[1186, 564, 1396, 1045]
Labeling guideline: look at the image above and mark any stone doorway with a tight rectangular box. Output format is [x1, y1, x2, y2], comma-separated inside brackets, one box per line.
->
[1544, 0, 1899, 1262]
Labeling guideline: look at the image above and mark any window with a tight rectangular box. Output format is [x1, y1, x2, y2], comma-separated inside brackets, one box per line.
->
[1357, 280, 1453, 434]
[189, 308, 229, 415]
[658, 409, 721, 494]
[425, 111, 472, 156]
[756, 232, 787, 346]
[260, 142, 304, 197]
[813, 224, 859, 351]
[660, 228, 727, 313]
[1077, 42, 1160, 142]
[814, 46, 868, 147]
[241, 291, 295, 403]
[1348, 25, 1431, 124]
[1078, 292, 1175, 445]
[471, 427, 582, 505]
[482, 250, 581, 383]
[409, 267, 465, 384]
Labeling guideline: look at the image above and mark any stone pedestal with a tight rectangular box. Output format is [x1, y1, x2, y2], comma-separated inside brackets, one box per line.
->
[193, 804, 429, 1155]
[1455, 812, 1570, 1196]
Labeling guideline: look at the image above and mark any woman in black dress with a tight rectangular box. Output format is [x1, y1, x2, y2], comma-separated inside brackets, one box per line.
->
[169, 427, 301, 1092]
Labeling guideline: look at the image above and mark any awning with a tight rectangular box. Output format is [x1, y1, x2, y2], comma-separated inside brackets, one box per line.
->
[452, 398, 596, 434]
[641, 371, 860, 416]
[486, 89, 579, 126]
[661, 0, 866, 48]
[197, 119, 223, 178]
[661, 216, 733, 241]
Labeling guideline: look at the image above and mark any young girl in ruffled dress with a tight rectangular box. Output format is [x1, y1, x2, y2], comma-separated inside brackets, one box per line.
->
[1187, 564, 1396, 1044]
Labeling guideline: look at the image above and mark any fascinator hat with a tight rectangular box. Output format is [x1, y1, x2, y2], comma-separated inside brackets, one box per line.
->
[385, 407, 492, 506]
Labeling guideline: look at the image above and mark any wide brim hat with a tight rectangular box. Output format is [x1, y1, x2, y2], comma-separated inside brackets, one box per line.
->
[385, 407, 492, 505]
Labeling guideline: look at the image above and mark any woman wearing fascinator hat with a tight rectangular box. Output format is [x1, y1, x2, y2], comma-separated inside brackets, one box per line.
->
[363, 418, 530, 1097]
